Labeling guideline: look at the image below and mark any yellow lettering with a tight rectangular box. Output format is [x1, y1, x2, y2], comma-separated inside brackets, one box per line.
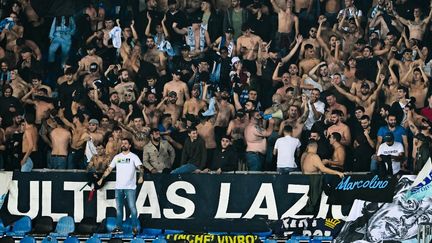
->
[228, 236, 235, 243]
[195, 234, 204, 243]
[237, 235, 245, 243]
[217, 235, 223, 243]
[204, 234, 212, 243]
[246, 235, 255, 243]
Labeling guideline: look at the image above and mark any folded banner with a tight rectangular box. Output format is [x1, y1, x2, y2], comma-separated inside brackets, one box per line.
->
[406, 157, 432, 201]
[327, 174, 397, 204]
[336, 176, 431, 242]
[0, 172, 13, 210]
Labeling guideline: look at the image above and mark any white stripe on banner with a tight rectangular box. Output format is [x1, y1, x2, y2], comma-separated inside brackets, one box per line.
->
[407, 157, 432, 200]
[0, 171, 13, 209]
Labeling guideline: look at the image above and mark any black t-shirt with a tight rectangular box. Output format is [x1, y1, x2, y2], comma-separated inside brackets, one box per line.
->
[164, 10, 188, 45]
[248, 14, 273, 42]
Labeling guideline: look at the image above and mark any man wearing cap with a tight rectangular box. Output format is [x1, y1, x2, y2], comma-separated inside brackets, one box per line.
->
[143, 128, 175, 173]
[211, 27, 236, 57]
[86, 119, 104, 145]
[223, 0, 249, 40]
[157, 90, 181, 124]
[377, 132, 404, 175]
[163, 69, 189, 107]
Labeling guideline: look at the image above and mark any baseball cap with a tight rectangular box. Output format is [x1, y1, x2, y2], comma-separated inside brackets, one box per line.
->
[231, 56, 241, 65]
[89, 119, 99, 125]
[225, 27, 234, 34]
[383, 132, 394, 142]
[172, 69, 182, 75]
[361, 82, 370, 89]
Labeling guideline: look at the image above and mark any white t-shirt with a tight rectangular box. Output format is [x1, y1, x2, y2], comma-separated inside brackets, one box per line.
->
[110, 152, 142, 190]
[274, 135, 301, 168]
[305, 100, 325, 130]
[377, 142, 404, 174]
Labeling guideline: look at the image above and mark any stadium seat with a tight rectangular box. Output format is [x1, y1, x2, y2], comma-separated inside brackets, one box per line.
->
[93, 217, 116, 238]
[138, 228, 163, 239]
[20, 236, 36, 243]
[130, 238, 145, 243]
[152, 238, 168, 243]
[164, 229, 183, 234]
[64, 236, 80, 243]
[107, 238, 123, 243]
[32, 216, 54, 236]
[50, 216, 75, 237]
[86, 236, 102, 243]
[0, 219, 11, 234]
[41, 236, 58, 243]
[6, 216, 32, 237]
[75, 217, 98, 236]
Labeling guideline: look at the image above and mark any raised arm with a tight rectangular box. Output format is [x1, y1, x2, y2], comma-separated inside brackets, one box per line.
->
[270, 0, 281, 13]
[272, 62, 283, 82]
[308, 61, 325, 81]
[281, 35, 303, 63]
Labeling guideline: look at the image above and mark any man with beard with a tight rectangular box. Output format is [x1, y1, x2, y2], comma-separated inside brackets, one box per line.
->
[304, 88, 325, 131]
[114, 69, 137, 101]
[244, 111, 274, 171]
[157, 91, 182, 124]
[223, 0, 249, 40]
[5, 114, 23, 140]
[140, 92, 160, 128]
[85, 119, 105, 146]
[333, 61, 385, 118]
[58, 68, 82, 119]
[300, 26, 320, 57]
[323, 132, 346, 171]
[308, 62, 331, 91]
[143, 36, 167, 76]
[163, 70, 190, 107]
[309, 130, 332, 160]
[78, 44, 103, 75]
[326, 110, 351, 146]
[183, 84, 207, 117]
[400, 65, 429, 109]
[145, 75, 163, 101]
[202, 135, 238, 173]
[93, 90, 125, 121]
[389, 86, 410, 124]
[97, 138, 144, 235]
[376, 132, 405, 175]
[121, 116, 150, 160]
[377, 114, 408, 159]
[279, 100, 309, 139]
[143, 128, 175, 173]
[299, 44, 320, 76]
[352, 115, 376, 172]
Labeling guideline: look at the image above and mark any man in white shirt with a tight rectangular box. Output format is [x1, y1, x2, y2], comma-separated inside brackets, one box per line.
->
[98, 138, 144, 235]
[304, 88, 325, 130]
[377, 132, 404, 176]
[273, 125, 301, 173]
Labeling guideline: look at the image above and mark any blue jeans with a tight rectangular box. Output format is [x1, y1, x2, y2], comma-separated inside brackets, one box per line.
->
[371, 157, 378, 174]
[50, 156, 67, 169]
[48, 37, 71, 65]
[277, 167, 299, 174]
[246, 152, 264, 171]
[171, 163, 198, 174]
[21, 157, 33, 172]
[115, 189, 138, 229]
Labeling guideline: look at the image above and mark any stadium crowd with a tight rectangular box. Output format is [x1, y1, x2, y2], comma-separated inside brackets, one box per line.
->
[0, 0, 431, 177]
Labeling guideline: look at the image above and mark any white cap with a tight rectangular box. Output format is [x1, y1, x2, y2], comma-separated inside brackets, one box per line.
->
[231, 56, 240, 66]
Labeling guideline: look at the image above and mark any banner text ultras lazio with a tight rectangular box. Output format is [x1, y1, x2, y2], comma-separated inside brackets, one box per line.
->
[0, 172, 351, 228]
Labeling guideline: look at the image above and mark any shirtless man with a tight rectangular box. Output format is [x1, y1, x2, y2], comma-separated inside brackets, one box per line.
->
[227, 111, 248, 155]
[105, 126, 122, 157]
[244, 111, 274, 171]
[196, 115, 217, 163]
[0, 12, 24, 52]
[10, 70, 29, 99]
[21, 115, 38, 172]
[5, 114, 23, 140]
[163, 70, 189, 107]
[299, 44, 320, 75]
[85, 3, 106, 31]
[333, 61, 385, 117]
[58, 110, 88, 169]
[87, 143, 112, 174]
[300, 26, 320, 57]
[274, 71, 294, 98]
[21, 88, 54, 125]
[325, 94, 347, 121]
[236, 23, 262, 61]
[143, 36, 167, 76]
[121, 116, 150, 157]
[13, 38, 42, 61]
[270, 0, 299, 50]
[49, 120, 71, 169]
[85, 119, 105, 146]
[279, 98, 309, 138]
[301, 142, 344, 178]
[326, 110, 351, 146]
[389, 49, 415, 81]
[393, 5, 432, 41]
[93, 89, 125, 121]
[157, 91, 182, 123]
[322, 132, 345, 171]
[78, 45, 103, 74]
[383, 64, 400, 105]
[400, 64, 429, 109]
[308, 62, 332, 91]
[29, 74, 52, 96]
[183, 85, 207, 117]
[18, 0, 44, 27]
[114, 69, 137, 100]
